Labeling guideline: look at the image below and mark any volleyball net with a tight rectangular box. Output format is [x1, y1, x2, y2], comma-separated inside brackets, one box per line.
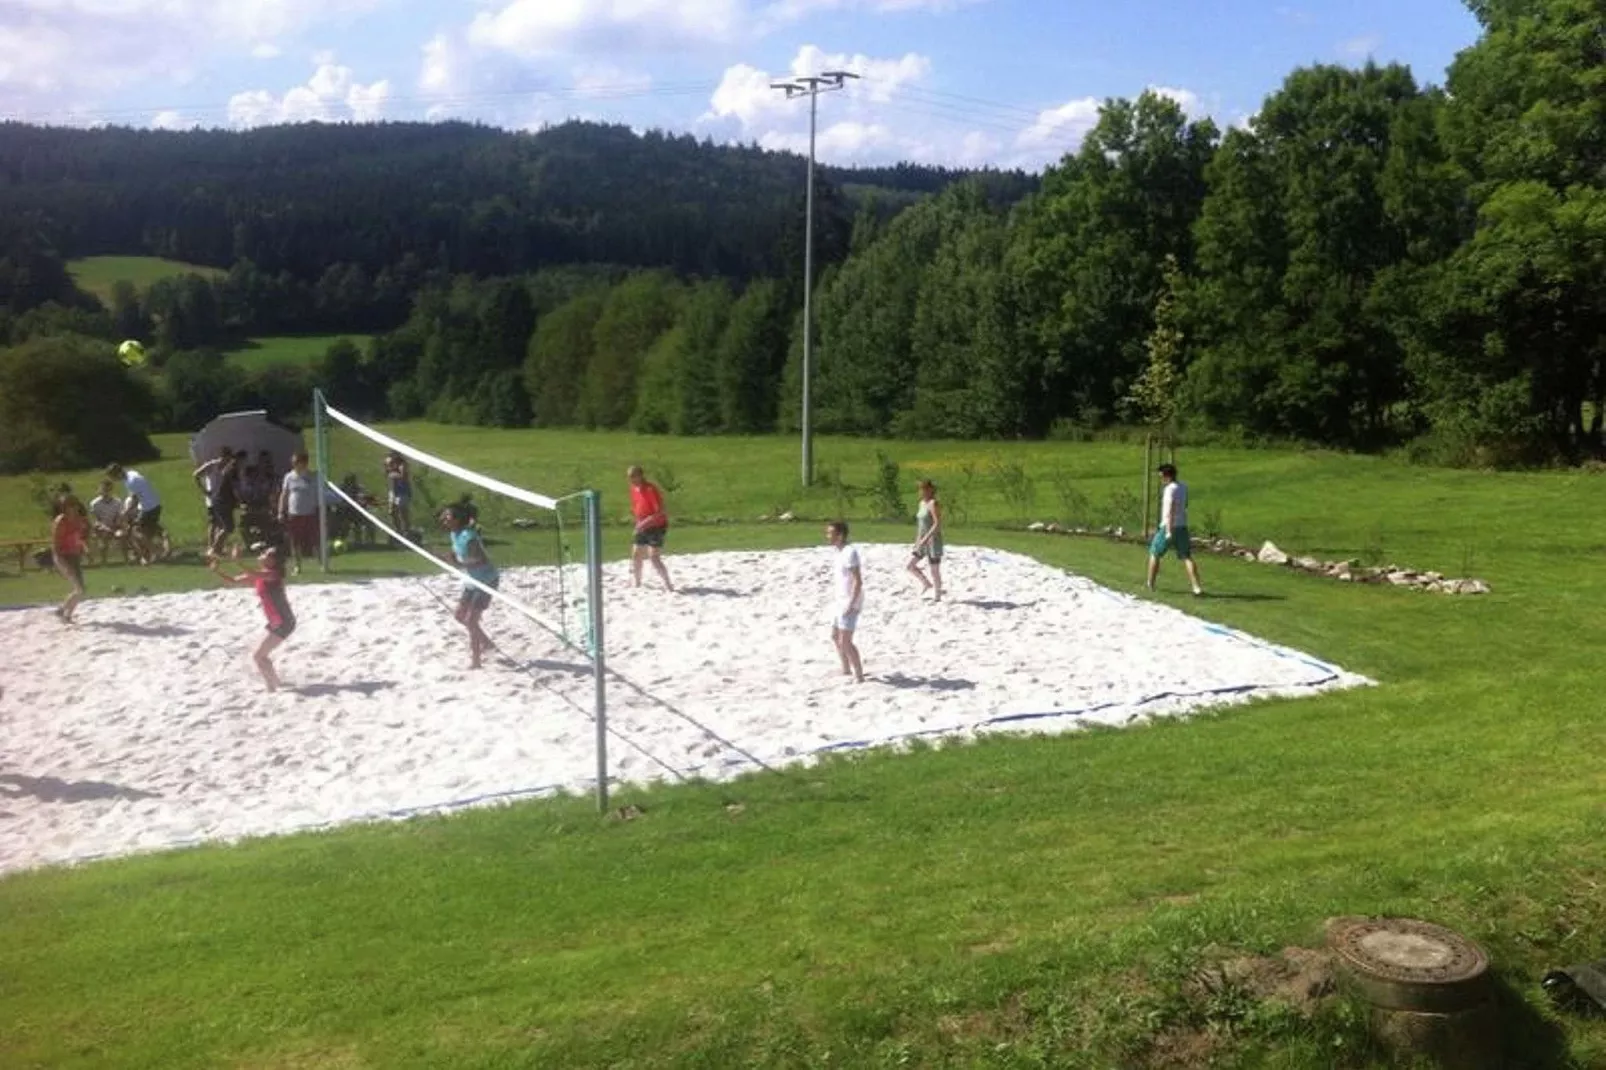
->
[309, 389, 611, 808]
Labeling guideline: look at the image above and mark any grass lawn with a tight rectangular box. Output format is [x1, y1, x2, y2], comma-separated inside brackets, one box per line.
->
[1, 428, 1604, 1068]
[224, 334, 373, 372]
[67, 256, 225, 307]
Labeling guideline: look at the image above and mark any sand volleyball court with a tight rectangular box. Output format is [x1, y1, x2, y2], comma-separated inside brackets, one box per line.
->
[0, 545, 1369, 875]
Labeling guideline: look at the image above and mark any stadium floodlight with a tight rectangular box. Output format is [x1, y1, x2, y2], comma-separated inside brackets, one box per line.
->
[769, 69, 859, 487]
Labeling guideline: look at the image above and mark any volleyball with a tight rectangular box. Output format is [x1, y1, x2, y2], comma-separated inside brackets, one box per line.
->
[117, 340, 146, 366]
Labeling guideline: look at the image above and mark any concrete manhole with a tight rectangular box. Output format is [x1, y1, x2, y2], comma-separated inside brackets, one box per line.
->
[1326, 916, 1491, 1014]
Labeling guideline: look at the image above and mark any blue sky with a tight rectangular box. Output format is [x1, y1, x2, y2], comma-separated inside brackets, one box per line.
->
[1, 0, 1483, 169]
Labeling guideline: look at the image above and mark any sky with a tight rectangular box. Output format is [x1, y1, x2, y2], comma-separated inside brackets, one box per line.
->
[1, 0, 1484, 170]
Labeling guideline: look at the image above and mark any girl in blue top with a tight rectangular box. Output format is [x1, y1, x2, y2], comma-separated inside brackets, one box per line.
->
[438, 502, 498, 669]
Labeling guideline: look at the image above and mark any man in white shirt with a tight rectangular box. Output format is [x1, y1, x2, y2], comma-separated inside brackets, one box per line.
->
[106, 463, 169, 564]
[1147, 463, 1203, 596]
[826, 520, 866, 683]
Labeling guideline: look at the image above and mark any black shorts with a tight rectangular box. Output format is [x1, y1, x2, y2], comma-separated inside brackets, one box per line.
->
[267, 618, 296, 640]
[209, 504, 235, 534]
[138, 506, 163, 535]
[460, 575, 498, 612]
[633, 526, 667, 549]
[58, 553, 84, 587]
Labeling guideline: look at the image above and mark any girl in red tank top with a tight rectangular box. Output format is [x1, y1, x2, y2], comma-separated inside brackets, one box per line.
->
[52, 491, 88, 623]
[209, 543, 295, 692]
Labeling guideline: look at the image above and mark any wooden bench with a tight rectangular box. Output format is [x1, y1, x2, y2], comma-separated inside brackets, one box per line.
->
[0, 539, 47, 573]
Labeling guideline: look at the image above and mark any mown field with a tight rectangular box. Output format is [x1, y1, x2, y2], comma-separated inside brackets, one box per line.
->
[66, 255, 225, 306]
[223, 334, 373, 371]
[1, 427, 1603, 1068]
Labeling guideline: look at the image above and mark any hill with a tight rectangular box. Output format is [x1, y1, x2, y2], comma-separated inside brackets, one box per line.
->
[67, 256, 225, 306]
[0, 120, 1035, 288]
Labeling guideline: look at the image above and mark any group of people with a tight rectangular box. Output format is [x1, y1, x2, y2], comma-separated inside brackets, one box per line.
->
[189, 448, 325, 573]
[48, 447, 1204, 694]
[44, 464, 172, 623]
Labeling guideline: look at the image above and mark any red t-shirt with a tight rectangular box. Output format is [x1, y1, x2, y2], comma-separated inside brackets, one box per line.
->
[52, 513, 87, 557]
[253, 572, 294, 631]
[629, 482, 667, 529]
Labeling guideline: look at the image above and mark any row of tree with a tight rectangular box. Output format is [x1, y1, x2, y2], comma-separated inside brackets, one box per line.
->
[2, 0, 1600, 471]
[797, 0, 1604, 462]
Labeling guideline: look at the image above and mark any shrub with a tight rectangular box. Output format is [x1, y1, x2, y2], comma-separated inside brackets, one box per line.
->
[871, 450, 908, 520]
[0, 335, 158, 473]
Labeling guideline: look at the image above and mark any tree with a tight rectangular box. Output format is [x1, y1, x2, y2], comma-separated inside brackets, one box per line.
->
[1010, 91, 1218, 433]
[714, 279, 790, 432]
[1405, 0, 1606, 460]
[580, 272, 681, 429]
[0, 336, 158, 473]
[1185, 65, 1427, 445]
[524, 287, 607, 427]
[1123, 253, 1184, 442]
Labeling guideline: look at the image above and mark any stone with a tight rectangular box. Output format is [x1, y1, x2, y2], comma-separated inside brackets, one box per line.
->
[1452, 579, 1491, 595]
[1294, 556, 1324, 571]
[1257, 541, 1290, 565]
[1046, 523, 1062, 533]
[1028, 522, 1047, 532]
[778, 512, 796, 522]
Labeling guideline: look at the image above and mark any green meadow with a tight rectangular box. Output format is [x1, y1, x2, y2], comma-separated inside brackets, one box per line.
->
[1, 428, 1603, 1067]
[66, 255, 225, 306]
[223, 334, 373, 372]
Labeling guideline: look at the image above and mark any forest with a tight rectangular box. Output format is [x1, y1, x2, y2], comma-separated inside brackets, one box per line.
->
[1, 0, 1601, 473]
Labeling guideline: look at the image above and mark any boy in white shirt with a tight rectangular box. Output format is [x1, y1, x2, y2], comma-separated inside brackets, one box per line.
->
[1147, 463, 1204, 596]
[826, 520, 865, 683]
[88, 480, 129, 564]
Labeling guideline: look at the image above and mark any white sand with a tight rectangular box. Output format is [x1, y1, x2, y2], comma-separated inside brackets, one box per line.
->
[0, 544, 1368, 875]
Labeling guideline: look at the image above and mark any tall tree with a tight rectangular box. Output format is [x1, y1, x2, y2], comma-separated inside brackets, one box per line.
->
[1186, 64, 1425, 445]
[1011, 91, 1218, 433]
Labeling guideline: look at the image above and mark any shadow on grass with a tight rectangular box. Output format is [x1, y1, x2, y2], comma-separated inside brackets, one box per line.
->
[1194, 592, 1287, 603]
[877, 672, 977, 692]
[1490, 973, 1573, 1068]
[82, 620, 192, 637]
[0, 774, 161, 803]
[291, 681, 398, 698]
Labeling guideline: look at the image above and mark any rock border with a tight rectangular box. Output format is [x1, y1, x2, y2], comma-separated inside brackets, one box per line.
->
[1024, 524, 1491, 595]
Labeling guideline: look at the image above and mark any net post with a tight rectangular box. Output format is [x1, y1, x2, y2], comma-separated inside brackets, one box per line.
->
[583, 489, 609, 815]
[313, 389, 331, 573]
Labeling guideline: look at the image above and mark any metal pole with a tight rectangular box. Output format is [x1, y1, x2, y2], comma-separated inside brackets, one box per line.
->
[584, 489, 608, 815]
[801, 88, 817, 488]
[770, 71, 856, 490]
[313, 389, 330, 572]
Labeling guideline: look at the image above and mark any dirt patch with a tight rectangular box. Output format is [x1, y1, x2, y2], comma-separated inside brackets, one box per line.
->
[1189, 946, 1340, 1015]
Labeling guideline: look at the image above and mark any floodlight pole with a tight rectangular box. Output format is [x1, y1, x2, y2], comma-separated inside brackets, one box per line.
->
[771, 70, 858, 488]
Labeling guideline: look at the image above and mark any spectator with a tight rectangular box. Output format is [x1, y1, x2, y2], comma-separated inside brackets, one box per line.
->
[277, 452, 321, 574]
[88, 479, 129, 564]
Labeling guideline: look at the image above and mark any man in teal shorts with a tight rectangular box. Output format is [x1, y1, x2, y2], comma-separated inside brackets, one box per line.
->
[1146, 463, 1203, 596]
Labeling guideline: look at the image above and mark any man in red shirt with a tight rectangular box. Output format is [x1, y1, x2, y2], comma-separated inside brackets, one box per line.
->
[627, 465, 675, 592]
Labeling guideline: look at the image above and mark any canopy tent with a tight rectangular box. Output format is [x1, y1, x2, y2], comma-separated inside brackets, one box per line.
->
[188, 411, 305, 471]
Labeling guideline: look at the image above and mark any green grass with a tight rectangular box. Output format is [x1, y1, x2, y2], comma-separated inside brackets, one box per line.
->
[2, 429, 1605, 1068]
[67, 255, 225, 306]
[223, 334, 373, 372]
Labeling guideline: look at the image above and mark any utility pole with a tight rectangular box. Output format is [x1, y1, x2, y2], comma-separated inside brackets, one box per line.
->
[770, 69, 857, 487]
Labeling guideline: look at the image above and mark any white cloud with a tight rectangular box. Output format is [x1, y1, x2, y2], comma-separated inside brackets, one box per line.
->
[571, 64, 654, 99]
[227, 61, 391, 126]
[1017, 96, 1100, 149]
[703, 46, 931, 128]
[466, 0, 745, 58]
[759, 0, 983, 22]
[1149, 85, 1204, 117]
[251, 43, 283, 59]
[151, 110, 201, 131]
[0, 0, 388, 121]
[1338, 34, 1382, 60]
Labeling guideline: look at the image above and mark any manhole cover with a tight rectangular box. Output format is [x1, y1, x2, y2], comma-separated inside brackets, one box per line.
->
[1327, 917, 1490, 1013]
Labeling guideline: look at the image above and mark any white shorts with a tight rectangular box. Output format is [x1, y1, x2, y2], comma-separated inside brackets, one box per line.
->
[833, 607, 860, 632]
